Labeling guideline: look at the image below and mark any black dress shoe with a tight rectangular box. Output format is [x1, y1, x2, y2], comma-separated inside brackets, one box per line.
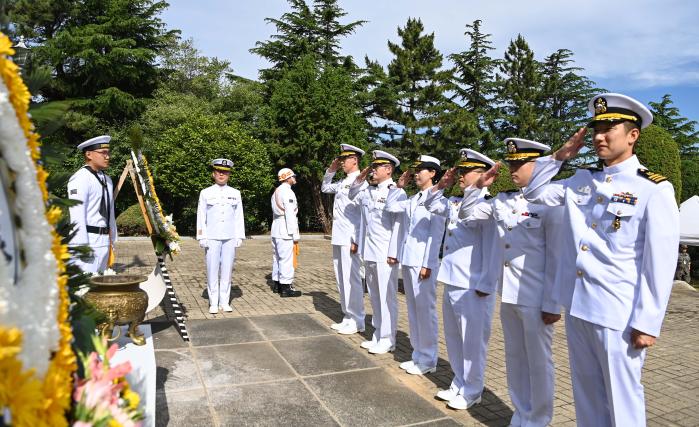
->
[280, 283, 301, 298]
[272, 281, 280, 293]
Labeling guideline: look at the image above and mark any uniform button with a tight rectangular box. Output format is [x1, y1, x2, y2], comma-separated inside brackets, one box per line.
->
[507, 226, 513, 231]
[504, 261, 510, 267]
[596, 196, 604, 203]
[616, 210, 622, 215]
[505, 244, 511, 249]
[512, 209, 517, 214]
[577, 270, 584, 277]
[445, 246, 449, 251]
[581, 244, 589, 251]
[591, 223, 597, 229]
[448, 231, 453, 236]
[605, 176, 612, 183]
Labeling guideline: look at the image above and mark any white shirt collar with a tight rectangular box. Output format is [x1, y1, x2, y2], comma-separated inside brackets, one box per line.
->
[603, 154, 640, 175]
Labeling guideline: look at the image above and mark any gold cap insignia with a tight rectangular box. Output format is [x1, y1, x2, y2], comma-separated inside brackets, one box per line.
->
[506, 140, 517, 154]
[594, 97, 607, 115]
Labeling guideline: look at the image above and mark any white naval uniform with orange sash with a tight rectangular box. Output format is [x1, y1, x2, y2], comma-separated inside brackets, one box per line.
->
[349, 179, 405, 348]
[385, 186, 445, 368]
[522, 154, 679, 427]
[271, 182, 300, 285]
[67, 166, 117, 274]
[196, 184, 245, 308]
[423, 187, 498, 403]
[321, 169, 365, 330]
[460, 188, 563, 427]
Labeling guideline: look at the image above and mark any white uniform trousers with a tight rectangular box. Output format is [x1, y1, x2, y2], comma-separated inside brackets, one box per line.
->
[500, 303, 555, 427]
[565, 313, 646, 427]
[76, 245, 110, 274]
[206, 239, 237, 308]
[271, 238, 295, 284]
[332, 245, 365, 329]
[403, 265, 438, 367]
[442, 285, 495, 401]
[365, 260, 398, 346]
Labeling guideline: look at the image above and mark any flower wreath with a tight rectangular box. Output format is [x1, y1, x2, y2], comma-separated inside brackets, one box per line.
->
[0, 34, 75, 426]
[131, 150, 181, 255]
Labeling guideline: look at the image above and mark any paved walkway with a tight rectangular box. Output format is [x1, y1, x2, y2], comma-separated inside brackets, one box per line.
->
[115, 238, 699, 426]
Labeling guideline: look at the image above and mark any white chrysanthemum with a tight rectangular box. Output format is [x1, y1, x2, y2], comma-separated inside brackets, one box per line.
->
[0, 76, 59, 376]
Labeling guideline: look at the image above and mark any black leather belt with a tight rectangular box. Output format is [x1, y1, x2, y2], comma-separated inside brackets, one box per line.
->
[86, 225, 109, 235]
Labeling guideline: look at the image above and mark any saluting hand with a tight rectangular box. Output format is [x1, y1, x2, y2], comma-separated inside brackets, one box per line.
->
[396, 170, 412, 188]
[356, 166, 371, 183]
[328, 157, 341, 172]
[476, 162, 501, 189]
[436, 167, 457, 190]
[553, 127, 587, 161]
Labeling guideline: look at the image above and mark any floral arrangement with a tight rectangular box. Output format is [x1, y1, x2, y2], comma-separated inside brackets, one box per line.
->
[131, 150, 181, 255]
[72, 337, 143, 427]
[0, 33, 75, 426]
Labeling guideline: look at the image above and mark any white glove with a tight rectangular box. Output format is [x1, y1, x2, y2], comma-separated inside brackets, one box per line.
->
[234, 239, 243, 248]
[199, 239, 208, 249]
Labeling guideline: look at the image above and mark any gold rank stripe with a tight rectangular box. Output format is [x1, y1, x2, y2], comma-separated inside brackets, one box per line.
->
[458, 161, 487, 168]
[593, 113, 638, 122]
[504, 152, 540, 160]
[638, 169, 667, 183]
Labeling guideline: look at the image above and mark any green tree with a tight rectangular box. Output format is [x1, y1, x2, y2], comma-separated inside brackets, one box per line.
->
[538, 49, 597, 150]
[636, 124, 682, 203]
[648, 94, 699, 158]
[262, 54, 367, 232]
[496, 34, 541, 140]
[13, 0, 178, 136]
[366, 17, 452, 161]
[680, 159, 699, 202]
[448, 19, 499, 155]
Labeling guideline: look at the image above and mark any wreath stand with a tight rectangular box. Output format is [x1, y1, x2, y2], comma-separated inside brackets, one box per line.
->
[114, 159, 189, 342]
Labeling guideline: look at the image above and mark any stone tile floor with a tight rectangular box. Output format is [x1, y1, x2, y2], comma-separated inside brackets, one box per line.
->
[115, 238, 699, 426]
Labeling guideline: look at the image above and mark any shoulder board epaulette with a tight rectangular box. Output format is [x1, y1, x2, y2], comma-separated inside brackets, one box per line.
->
[638, 169, 667, 184]
[484, 194, 493, 200]
[503, 189, 519, 194]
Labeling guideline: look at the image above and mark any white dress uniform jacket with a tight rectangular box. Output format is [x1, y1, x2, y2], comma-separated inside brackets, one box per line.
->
[196, 184, 245, 242]
[523, 155, 679, 335]
[271, 182, 300, 240]
[522, 154, 679, 427]
[321, 169, 361, 245]
[67, 166, 117, 274]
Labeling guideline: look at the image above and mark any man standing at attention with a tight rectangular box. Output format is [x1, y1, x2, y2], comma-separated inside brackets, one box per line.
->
[349, 151, 406, 354]
[196, 158, 246, 314]
[521, 93, 680, 426]
[271, 168, 302, 298]
[321, 144, 366, 335]
[68, 135, 117, 275]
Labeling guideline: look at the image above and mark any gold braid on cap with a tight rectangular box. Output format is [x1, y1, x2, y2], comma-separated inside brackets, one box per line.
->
[504, 152, 541, 161]
[458, 161, 487, 168]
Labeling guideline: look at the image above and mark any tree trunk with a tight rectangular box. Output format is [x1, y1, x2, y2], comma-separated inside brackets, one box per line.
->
[309, 178, 333, 234]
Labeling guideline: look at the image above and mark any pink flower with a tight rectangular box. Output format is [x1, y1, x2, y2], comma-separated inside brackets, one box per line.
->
[73, 422, 93, 427]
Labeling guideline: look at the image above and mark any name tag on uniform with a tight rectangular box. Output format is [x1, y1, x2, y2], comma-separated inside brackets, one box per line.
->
[289, 199, 295, 203]
[611, 192, 637, 205]
[376, 197, 386, 203]
[576, 185, 591, 194]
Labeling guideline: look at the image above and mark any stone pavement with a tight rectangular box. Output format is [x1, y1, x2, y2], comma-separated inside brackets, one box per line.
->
[115, 238, 699, 426]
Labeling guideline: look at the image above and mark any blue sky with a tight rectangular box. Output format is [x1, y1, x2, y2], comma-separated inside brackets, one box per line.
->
[162, 0, 699, 125]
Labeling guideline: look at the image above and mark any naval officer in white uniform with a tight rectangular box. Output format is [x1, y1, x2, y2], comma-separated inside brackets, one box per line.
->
[321, 144, 366, 335]
[521, 93, 680, 427]
[422, 149, 499, 410]
[349, 150, 406, 354]
[196, 158, 246, 314]
[271, 168, 302, 298]
[460, 139, 564, 426]
[67, 135, 117, 274]
[385, 155, 445, 375]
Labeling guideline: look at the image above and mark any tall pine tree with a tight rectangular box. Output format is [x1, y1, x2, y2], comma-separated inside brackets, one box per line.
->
[366, 17, 451, 161]
[448, 19, 499, 155]
[496, 34, 541, 141]
[649, 94, 699, 158]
